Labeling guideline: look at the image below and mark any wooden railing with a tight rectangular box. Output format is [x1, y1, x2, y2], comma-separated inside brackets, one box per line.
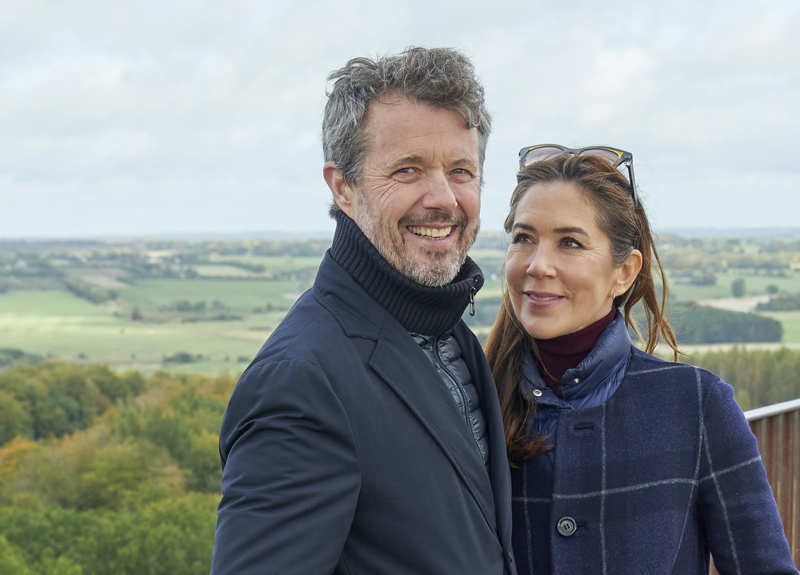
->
[711, 398, 800, 574]
[746, 397, 800, 566]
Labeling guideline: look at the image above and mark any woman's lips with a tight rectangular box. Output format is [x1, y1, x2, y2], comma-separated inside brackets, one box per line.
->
[524, 291, 564, 307]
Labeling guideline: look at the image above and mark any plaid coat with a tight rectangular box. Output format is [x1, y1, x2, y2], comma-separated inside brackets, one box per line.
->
[511, 316, 797, 574]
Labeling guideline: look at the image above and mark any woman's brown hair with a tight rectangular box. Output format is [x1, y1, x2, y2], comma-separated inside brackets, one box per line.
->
[484, 154, 679, 464]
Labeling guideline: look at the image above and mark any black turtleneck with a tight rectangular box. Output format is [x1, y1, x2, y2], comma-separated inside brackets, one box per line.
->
[328, 211, 484, 336]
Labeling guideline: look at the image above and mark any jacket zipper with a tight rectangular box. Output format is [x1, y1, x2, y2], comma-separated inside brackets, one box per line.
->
[432, 336, 482, 456]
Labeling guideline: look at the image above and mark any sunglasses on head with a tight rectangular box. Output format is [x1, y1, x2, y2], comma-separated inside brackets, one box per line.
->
[518, 144, 638, 209]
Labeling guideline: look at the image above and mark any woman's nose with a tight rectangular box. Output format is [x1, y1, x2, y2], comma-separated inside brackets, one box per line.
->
[526, 247, 556, 278]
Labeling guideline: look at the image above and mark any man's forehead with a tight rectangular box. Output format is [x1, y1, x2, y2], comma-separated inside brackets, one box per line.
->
[364, 92, 473, 132]
[362, 94, 479, 160]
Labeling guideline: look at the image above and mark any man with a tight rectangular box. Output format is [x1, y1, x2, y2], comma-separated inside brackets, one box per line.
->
[211, 47, 516, 575]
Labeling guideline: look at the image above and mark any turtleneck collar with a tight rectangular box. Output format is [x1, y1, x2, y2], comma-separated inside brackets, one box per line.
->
[522, 311, 632, 406]
[535, 307, 617, 396]
[328, 210, 484, 336]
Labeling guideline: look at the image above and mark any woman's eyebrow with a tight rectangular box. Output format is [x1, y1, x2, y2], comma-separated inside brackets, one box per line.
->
[553, 226, 588, 236]
[511, 223, 536, 233]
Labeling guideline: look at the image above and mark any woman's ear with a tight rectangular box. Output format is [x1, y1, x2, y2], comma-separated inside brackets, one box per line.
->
[323, 161, 356, 218]
[613, 248, 643, 297]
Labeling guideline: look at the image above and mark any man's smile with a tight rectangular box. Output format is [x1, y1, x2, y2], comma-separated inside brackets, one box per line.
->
[407, 225, 455, 239]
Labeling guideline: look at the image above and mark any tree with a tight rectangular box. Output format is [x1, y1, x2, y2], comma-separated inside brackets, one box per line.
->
[766, 284, 780, 294]
[0, 391, 32, 445]
[731, 278, 746, 297]
[0, 535, 33, 575]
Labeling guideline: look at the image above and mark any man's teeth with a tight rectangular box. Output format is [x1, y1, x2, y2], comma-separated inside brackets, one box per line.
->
[530, 294, 559, 301]
[408, 226, 452, 238]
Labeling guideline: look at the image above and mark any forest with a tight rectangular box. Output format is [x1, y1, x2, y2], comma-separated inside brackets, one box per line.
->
[1, 347, 799, 572]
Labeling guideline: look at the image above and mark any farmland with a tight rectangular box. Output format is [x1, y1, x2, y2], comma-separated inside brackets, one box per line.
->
[1, 230, 800, 374]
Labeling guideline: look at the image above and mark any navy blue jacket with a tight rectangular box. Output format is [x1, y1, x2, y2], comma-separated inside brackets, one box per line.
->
[512, 315, 797, 574]
[211, 253, 516, 574]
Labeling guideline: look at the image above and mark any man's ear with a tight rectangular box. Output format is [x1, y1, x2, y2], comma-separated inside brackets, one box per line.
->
[323, 161, 355, 218]
[613, 248, 643, 297]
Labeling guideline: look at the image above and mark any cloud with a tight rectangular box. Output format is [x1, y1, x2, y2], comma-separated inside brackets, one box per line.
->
[1, 0, 798, 237]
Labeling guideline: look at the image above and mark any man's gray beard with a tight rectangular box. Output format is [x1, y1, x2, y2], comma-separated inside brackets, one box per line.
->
[365, 222, 478, 288]
[401, 249, 465, 287]
[352, 190, 478, 287]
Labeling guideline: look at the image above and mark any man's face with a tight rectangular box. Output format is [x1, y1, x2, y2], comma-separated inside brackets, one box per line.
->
[337, 93, 481, 287]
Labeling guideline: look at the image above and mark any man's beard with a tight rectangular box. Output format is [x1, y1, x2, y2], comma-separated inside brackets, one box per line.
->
[354, 198, 478, 287]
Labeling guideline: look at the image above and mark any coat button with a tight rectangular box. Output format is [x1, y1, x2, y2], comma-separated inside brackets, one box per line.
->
[556, 516, 578, 537]
[532, 388, 543, 397]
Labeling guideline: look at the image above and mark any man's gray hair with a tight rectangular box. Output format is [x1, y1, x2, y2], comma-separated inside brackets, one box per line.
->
[323, 46, 491, 216]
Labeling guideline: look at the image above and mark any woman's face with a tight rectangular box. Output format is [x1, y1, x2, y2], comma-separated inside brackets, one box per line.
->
[505, 180, 641, 340]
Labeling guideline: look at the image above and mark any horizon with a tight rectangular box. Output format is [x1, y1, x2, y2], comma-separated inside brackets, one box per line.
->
[2, 225, 800, 244]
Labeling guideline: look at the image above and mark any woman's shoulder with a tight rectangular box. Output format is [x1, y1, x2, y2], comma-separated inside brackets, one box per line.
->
[625, 346, 731, 395]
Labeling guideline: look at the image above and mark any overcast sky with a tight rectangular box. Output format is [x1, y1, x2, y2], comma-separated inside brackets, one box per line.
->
[1, 1, 798, 238]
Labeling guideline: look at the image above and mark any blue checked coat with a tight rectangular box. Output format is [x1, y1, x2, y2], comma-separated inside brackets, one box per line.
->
[511, 315, 797, 574]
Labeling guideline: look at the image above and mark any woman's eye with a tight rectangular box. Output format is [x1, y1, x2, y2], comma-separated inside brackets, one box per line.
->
[512, 233, 533, 244]
[562, 237, 582, 249]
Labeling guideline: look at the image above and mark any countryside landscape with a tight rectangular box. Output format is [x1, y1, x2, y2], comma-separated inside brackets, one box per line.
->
[1, 229, 800, 573]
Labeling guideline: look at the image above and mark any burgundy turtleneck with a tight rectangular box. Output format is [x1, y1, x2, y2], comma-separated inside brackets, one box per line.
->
[535, 307, 617, 396]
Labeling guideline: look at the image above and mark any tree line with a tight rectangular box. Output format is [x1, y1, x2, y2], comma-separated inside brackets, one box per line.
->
[0, 364, 232, 574]
[466, 298, 784, 345]
[1, 349, 798, 573]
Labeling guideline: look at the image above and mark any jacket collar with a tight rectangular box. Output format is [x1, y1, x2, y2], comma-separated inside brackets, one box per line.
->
[522, 312, 632, 406]
[328, 210, 483, 336]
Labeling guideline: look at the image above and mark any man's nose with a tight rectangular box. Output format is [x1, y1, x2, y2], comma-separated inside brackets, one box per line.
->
[421, 171, 458, 210]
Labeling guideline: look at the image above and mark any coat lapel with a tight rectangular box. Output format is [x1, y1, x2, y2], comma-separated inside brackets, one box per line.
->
[368, 332, 497, 534]
[314, 255, 501, 538]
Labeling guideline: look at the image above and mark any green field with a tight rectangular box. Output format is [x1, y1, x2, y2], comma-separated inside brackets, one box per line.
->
[209, 254, 323, 270]
[669, 271, 799, 301]
[0, 289, 288, 374]
[3, 233, 800, 375]
[762, 310, 800, 342]
[4, 282, 800, 377]
[194, 265, 267, 278]
[117, 278, 311, 314]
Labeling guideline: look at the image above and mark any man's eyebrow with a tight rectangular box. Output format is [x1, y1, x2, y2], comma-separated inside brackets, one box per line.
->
[387, 155, 426, 170]
[451, 158, 478, 169]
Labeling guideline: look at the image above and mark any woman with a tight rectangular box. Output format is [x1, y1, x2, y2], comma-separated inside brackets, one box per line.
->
[485, 146, 796, 574]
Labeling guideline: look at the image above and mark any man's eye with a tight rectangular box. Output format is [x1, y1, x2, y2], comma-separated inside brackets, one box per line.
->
[562, 237, 582, 249]
[512, 233, 533, 244]
[393, 167, 418, 179]
[450, 168, 474, 180]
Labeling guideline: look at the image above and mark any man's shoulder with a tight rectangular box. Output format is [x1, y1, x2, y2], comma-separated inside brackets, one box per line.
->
[254, 290, 345, 362]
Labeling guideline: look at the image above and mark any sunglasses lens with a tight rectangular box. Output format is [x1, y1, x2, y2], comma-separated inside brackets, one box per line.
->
[579, 148, 622, 166]
[520, 146, 566, 166]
